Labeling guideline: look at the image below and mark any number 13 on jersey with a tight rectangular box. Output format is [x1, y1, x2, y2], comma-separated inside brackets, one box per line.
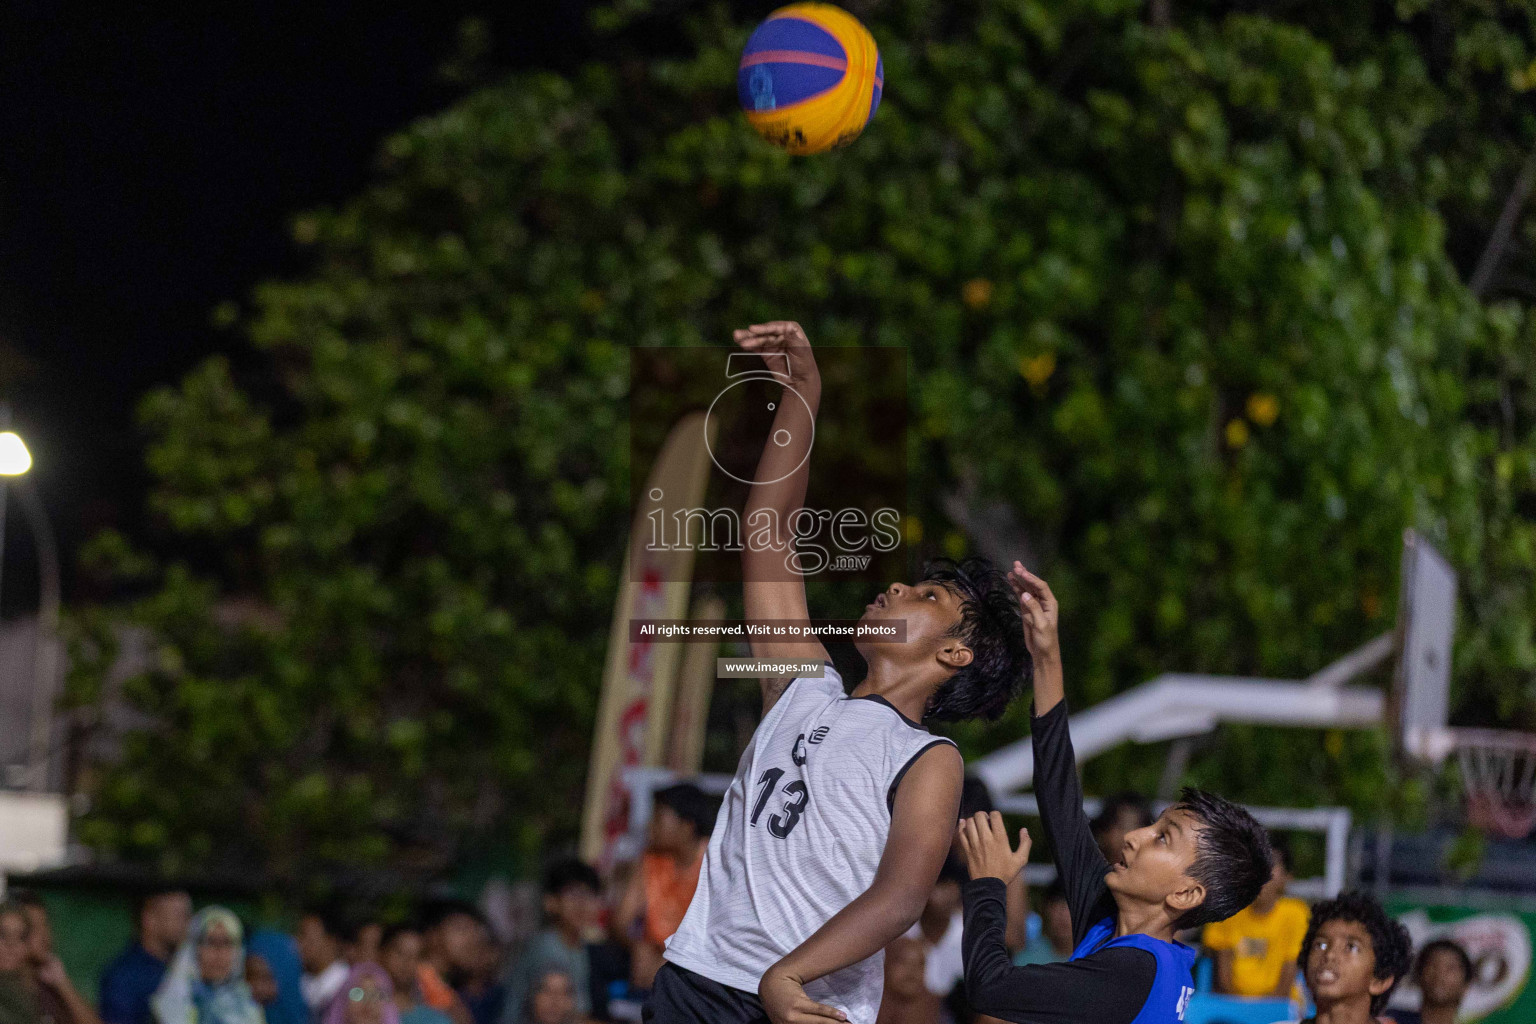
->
[749, 733, 811, 838]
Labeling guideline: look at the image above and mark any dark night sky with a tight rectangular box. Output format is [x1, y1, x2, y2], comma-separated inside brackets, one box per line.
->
[0, 2, 591, 607]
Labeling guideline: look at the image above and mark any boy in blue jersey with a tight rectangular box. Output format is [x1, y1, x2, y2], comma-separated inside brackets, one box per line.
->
[956, 564, 1274, 1024]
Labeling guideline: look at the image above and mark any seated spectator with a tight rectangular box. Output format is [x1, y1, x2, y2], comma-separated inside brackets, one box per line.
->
[417, 903, 475, 1024]
[298, 909, 350, 1024]
[10, 890, 101, 1024]
[613, 785, 717, 992]
[522, 969, 595, 1024]
[1388, 939, 1473, 1024]
[500, 862, 600, 1024]
[323, 964, 395, 1024]
[454, 923, 503, 1024]
[378, 926, 451, 1024]
[342, 920, 383, 971]
[99, 889, 192, 1024]
[1089, 792, 1154, 867]
[0, 902, 42, 1024]
[874, 938, 947, 1024]
[247, 929, 307, 1024]
[1273, 892, 1412, 1024]
[150, 907, 263, 1024]
[1012, 880, 1073, 966]
[1204, 835, 1309, 999]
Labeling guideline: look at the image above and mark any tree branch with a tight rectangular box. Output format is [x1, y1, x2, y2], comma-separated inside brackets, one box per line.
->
[1470, 140, 1536, 298]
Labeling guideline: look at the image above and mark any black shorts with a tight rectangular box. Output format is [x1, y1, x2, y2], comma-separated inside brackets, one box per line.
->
[643, 963, 770, 1024]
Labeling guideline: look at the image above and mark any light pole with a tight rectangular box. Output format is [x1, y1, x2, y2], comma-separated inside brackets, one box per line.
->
[0, 407, 58, 792]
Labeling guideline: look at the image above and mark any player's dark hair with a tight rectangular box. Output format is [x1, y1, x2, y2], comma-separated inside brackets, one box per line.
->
[1170, 787, 1273, 930]
[543, 858, 601, 897]
[1042, 878, 1067, 906]
[1297, 891, 1413, 1014]
[1415, 938, 1473, 985]
[920, 558, 1030, 722]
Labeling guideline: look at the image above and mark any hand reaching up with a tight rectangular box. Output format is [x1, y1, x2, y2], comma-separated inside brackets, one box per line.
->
[957, 811, 1032, 883]
[1006, 561, 1059, 665]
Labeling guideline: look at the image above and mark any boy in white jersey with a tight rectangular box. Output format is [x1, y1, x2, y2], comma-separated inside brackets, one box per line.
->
[651, 322, 1031, 1024]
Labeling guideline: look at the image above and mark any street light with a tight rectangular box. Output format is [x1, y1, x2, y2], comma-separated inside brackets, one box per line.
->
[0, 435, 31, 477]
[0, 411, 59, 793]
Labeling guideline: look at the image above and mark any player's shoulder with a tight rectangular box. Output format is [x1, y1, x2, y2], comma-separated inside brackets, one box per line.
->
[780, 660, 845, 703]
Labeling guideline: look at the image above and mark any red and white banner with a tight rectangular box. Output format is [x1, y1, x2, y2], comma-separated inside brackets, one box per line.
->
[580, 412, 714, 865]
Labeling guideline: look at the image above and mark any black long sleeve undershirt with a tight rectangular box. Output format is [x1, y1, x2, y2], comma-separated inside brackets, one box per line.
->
[957, 701, 1155, 1024]
[962, 879, 1154, 1024]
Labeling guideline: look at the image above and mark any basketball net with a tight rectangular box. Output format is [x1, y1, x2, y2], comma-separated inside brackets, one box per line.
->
[1456, 730, 1536, 840]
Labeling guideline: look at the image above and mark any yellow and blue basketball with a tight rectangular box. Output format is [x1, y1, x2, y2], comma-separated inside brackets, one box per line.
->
[738, 3, 883, 155]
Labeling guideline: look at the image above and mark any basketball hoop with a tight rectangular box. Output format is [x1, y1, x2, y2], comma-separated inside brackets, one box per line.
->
[1454, 729, 1536, 840]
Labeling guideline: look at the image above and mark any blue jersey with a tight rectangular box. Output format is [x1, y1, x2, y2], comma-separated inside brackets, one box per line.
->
[1072, 918, 1197, 1024]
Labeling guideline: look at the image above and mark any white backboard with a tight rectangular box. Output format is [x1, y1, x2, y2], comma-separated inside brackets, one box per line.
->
[1396, 530, 1458, 762]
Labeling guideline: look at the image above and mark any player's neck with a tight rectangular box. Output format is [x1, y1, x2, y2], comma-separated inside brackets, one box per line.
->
[852, 659, 941, 724]
[1111, 894, 1178, 943]
[1310, 994, 1379, 1024]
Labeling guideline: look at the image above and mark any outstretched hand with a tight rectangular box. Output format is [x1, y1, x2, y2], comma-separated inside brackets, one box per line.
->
[957, 811, 1033, 883]
[732, 321, 820, 389]
[1006, 561, 1059, 665]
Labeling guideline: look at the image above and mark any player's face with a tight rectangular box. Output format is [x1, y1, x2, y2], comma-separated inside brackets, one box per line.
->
[1102, 808, 1203, 912]
[1303, 919, 1391, 1006]
[1419, 948, 1471, 1006]
[858, 580, 968, 660]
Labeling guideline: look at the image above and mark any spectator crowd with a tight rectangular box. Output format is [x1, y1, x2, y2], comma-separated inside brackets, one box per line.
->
[0, 783, 1480, 1024]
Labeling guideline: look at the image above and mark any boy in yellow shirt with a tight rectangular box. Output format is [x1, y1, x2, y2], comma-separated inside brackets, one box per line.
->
[1203, 836, 1309, 999]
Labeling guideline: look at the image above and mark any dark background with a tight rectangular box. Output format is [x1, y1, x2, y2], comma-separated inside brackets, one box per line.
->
[0, 2, 593, 609]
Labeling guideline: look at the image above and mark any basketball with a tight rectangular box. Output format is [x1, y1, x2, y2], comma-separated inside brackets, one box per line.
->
[737, 3, 883, 155]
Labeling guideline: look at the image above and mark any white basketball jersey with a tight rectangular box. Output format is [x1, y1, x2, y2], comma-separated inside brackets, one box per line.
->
[664, 663, 957, 1024]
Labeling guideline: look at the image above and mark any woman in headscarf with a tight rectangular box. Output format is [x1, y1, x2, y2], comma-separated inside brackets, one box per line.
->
[0, 903, 41, 1024]
[322, 964, 397, 1024]
[244, 931, 305, 1024]
[151, 907, 264, 1024]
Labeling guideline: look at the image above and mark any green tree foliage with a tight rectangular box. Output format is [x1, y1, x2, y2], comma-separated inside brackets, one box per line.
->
[67, 0, 1536, 870]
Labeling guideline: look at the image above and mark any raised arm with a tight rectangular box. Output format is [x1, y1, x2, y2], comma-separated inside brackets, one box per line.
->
[957, 813, 1153, 1024]
[733, 322, 831, 714]
[758, 742, 963, 1024]
[1006, 564, 1113, 945]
